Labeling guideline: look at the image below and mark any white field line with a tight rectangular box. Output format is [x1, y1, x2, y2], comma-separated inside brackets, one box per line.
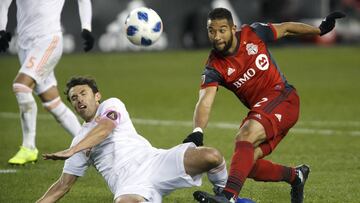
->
[1, 112, 360, 136]
[0, 169, 17, 174]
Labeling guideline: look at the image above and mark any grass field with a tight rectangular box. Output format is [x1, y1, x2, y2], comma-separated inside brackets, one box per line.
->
[0, 46, 359, 203]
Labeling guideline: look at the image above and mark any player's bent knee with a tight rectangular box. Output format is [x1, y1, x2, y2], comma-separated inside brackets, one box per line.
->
[42, 97, 61, 111]
[235, 127, 252, 142]
[13, 74, 35, 88]
[235, 126, 265, 144]
[12, 83, 36, 110]
[13, 83, 33, 94]
[114, 194, 146, 203]
[202, 147, 223, 167]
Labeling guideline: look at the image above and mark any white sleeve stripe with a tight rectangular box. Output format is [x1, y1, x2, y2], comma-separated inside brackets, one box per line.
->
[77, 0, 92, 31]
[0, 0, 12, 30]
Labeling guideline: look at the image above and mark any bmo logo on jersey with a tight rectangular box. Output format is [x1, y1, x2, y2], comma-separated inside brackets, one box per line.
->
[232, 54, 270, 88]
[255, 54, 269, 70]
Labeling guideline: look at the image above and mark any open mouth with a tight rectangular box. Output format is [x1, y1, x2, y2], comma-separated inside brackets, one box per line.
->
[78, 103, 87, 110]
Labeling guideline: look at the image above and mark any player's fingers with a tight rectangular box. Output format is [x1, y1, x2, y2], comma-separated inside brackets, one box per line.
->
[43, 153, 62, 160]
[42, 154, 54, 160]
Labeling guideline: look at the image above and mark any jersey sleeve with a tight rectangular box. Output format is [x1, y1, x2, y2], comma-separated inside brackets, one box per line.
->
[200, 67, 223, 89]
[250, 22, 277, 43]
[63, 151, 90, 177]
[77, 0, 92, 31]
[0, 0, 12, 30]
[98, 98, 122, 126]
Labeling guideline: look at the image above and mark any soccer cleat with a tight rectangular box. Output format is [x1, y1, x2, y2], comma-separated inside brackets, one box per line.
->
[291, 164, 310, 203]
[8, 146, 38, 165]
[193, 191, 235, 203]
[213, 185, 224, 196]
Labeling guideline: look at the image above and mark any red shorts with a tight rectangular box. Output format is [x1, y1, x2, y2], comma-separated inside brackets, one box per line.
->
[241, 87, 300, 157]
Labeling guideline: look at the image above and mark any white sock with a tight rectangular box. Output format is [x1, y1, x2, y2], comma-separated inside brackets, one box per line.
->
[43, 97, 81, 137]
[207, 159, 228, 189]
[13, 83, 37, 150]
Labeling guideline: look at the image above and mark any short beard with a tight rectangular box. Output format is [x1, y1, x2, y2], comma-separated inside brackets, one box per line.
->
[213, 34, 233, 55]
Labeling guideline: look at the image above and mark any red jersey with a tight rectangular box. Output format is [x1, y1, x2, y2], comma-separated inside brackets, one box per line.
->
[201, 23, 293, 108]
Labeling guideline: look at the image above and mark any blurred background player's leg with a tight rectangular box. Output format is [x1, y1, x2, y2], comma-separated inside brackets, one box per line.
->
[39, 81, 81, 137]
[8, 33, 80, 165]
[9, 81, 38, 165]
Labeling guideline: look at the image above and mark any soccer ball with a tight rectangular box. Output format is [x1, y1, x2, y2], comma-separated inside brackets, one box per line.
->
[125, 7, 163, 46]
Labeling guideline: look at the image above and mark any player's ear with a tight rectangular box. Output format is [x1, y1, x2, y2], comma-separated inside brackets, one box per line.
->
[232, 24, 237, 33]
[95, 92, 101, 103]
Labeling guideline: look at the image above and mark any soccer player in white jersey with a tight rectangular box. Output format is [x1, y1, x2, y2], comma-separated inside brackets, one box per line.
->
[36, 76, 228, 203]
[0, 0, 95, 165]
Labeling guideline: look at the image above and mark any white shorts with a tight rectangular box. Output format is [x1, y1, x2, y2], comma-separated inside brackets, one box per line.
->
[113, 143, 202, 203]
[18, 33, 63, 94]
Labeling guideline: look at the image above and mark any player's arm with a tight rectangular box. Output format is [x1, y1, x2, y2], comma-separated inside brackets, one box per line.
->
[194, 86, 218, 130]
[77, 0, 94, 51]
[183, 66, 222, 146]
[273, 11, 346, 39]
[0, 0, 12, 52]
[36, 173, 78, 203]
[0, 0, 12, 30]
[43, 119, 115, 160]
[183, 86, 217, 146]
[272, 22, 320, 39]
[71, 118, 115, 152]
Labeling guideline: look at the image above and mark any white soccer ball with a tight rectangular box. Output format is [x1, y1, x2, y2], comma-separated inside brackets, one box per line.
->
[125, 7, 163, 46]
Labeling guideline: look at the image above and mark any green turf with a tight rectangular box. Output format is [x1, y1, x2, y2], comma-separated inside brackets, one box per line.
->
[0, 46, 359, 202]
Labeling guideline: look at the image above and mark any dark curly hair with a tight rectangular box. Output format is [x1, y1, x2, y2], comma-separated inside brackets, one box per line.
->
[64, 76, 99, 102]
[208, 7, 234, 26]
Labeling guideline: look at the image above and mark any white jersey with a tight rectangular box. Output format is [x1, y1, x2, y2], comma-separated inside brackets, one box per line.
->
[63, 98, 156, 192]
[0, 0, 92, 49]
[15, 0, 64, 47]
[63, 98, 203, 201]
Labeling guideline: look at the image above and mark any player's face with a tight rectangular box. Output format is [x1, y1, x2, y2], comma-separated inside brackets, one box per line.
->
[68, 85, 101, 122]
[207, 19, 236, 54]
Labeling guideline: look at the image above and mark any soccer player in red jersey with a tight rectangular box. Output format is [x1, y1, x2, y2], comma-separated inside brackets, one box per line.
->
[183, 8, 345, 203]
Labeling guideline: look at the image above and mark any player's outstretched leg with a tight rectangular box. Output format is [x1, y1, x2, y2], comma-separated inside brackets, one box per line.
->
[290, 164, 310, 203]
[193, 191, 233, 203]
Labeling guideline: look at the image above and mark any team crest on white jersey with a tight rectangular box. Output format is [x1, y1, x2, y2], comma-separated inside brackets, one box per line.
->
[246, 43, 258, 55]
[255, 54, 269, 70]
[275, 114, 282, 122]
[227, 67, 235, 76]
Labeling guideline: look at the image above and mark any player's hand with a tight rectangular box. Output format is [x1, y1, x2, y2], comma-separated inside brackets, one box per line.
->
[319, 11, 346, 36]
[43, 148, 75, 160]
[81, 29, 94, 52]
[0, 30, 12, 52]
[183, 131, 204, 146]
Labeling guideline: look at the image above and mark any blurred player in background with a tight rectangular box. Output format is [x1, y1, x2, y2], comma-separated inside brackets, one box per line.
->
[182, 8, 345, 203]
[0, 0, 95, 165]
[36, 76, 228, 203]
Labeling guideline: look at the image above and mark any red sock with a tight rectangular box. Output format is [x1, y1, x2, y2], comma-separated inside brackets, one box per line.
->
[223, 141, 254, 198]
[248, 159, 296, 184]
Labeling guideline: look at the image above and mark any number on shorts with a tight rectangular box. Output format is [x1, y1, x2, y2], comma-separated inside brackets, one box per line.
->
[26, 56, 36, 69]
[254, 97, 268, 107]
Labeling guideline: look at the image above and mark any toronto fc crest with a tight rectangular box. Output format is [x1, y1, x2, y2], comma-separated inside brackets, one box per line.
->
[246, 43, 258, 55]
